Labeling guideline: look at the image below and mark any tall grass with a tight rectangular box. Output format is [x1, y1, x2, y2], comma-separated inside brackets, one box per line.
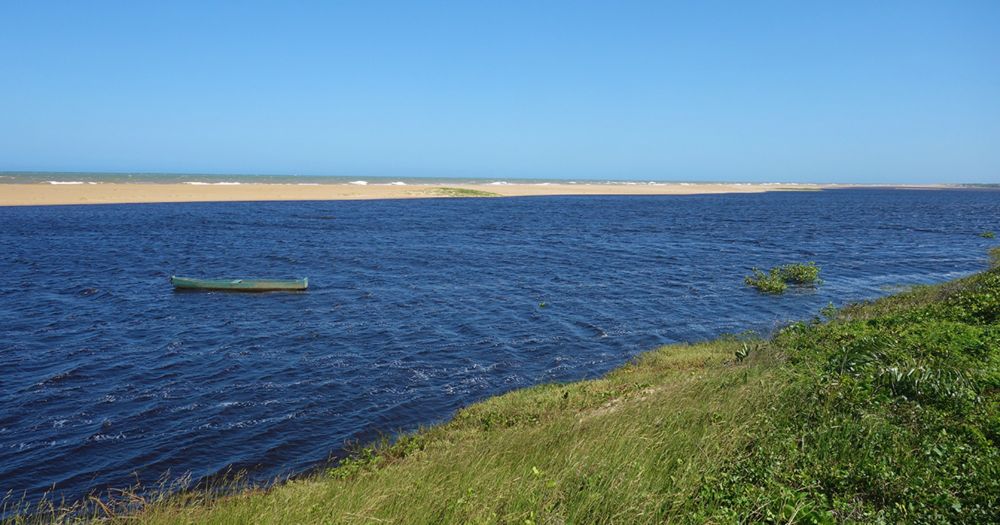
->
[127, 338, 788, 524]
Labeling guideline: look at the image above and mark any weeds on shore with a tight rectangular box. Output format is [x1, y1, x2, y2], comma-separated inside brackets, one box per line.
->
[103, 335, 786, 525]
[745, 262, 821, 294]
[0, 472, 234, 525]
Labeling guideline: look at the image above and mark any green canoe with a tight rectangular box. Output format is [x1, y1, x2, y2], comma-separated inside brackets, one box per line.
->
[170, 276, 308, 292]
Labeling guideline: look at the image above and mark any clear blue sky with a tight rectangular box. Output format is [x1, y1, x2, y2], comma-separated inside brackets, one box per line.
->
[1, 1, 998, 183]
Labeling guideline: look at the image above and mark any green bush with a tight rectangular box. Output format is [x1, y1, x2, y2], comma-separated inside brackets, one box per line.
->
[745, 262, 821, 294]
[777, 262, 821, 285]
[745, 267, 788, 294]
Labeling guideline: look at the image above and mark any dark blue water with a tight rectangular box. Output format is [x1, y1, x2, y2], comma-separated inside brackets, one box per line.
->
[1, 189, 998, 505]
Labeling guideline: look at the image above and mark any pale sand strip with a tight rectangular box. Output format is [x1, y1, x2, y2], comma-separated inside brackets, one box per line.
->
[0, 183, 831, 206]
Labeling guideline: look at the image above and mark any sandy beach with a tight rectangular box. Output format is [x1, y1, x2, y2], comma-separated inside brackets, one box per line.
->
[0, 182, 832, 206]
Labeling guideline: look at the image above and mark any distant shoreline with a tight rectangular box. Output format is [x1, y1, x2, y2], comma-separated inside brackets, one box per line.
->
[0, 171, 877, 186]
[0, 182, 956, 206]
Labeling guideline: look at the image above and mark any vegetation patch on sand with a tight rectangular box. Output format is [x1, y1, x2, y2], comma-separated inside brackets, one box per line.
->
[15, 255, 1000, 524]
[429, 187, 502, 198]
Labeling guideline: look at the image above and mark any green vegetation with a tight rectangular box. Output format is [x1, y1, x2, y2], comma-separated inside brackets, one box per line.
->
[430, 187, 501, 198]
[980, 230, 995, 239]
[776, 261, 821, 285]
[744, 267, 788, 294]
[14, 256, 1000, 524]
[699, 268, 1000, 523]
[745, 262, 821, 294]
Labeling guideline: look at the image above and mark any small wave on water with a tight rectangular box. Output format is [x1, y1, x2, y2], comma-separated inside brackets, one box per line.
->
[0, 188, 998, 507]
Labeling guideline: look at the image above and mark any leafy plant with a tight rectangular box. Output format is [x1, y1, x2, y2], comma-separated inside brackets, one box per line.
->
[744, 267, 788, 294]
[745, 262, 822, 294]
[819, 302, 838, 319]
[776, 262, 821, 285]
[734, 342, 756, 362]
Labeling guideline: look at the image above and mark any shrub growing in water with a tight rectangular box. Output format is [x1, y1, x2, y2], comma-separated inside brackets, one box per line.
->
[746, 262, 821, 294]
[776, 262, 821, 285]
[981, 230, 996, 239]
[744, 268, 788, 294]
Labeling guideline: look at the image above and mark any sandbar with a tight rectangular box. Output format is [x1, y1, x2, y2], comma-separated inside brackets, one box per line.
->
[0, 182, 839, 206]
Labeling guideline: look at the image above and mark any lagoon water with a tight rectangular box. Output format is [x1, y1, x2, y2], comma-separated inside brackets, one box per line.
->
[1, 189, 998, 505]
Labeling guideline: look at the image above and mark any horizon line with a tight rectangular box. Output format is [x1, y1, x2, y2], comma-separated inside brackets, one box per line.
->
[1, 170, 996, 187]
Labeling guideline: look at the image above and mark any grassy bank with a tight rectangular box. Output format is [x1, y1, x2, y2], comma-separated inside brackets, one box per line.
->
[17, 251, 1000, 524]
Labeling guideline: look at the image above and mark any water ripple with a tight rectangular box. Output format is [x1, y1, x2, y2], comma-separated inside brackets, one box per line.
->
[1, 189, 999, 505]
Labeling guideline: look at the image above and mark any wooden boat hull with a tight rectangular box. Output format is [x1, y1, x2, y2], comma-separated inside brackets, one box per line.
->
[170, 276, 308, 292]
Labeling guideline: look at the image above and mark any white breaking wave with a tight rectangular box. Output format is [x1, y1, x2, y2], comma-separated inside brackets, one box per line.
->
[46, 181, 85, 185]
[488, 181, 509, 185]
[296, 183, 320, 186]
[183, 182, 242, 185]
[389, 181, 407, 186]
[348, 180, 368, 185]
